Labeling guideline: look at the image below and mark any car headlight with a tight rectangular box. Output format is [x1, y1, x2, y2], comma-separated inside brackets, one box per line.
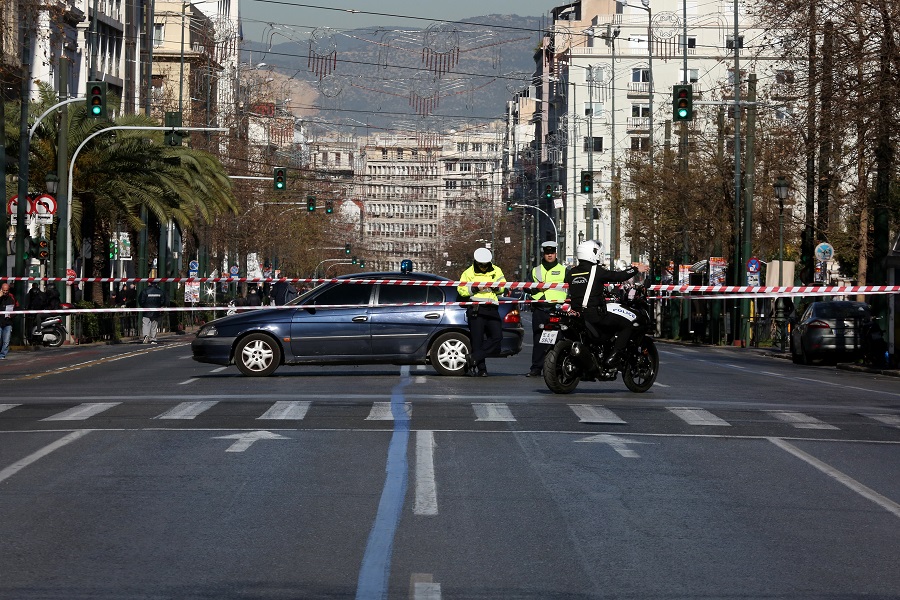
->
[198, 324, 219, 337]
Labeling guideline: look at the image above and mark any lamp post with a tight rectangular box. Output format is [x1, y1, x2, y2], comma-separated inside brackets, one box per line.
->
[773, 176, 790, 351]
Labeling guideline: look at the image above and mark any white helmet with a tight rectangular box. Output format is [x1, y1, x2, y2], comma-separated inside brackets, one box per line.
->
[575, 240, 603, 264]
[473, 247, 493, 264]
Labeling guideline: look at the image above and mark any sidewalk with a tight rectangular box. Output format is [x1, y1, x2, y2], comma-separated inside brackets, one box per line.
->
[661, 339, 900, 378]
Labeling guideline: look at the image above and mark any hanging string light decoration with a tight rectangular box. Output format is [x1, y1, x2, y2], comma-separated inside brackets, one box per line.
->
[409, 72, 441, 116]
[422, 23, 460, 77]
[308, 27, 338, 80]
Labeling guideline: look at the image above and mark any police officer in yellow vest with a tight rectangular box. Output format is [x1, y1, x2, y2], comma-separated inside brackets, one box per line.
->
[457, 247, 506, 377]
[527, 241, 568, 376]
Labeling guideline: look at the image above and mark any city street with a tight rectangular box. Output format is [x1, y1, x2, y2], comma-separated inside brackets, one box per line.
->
[1, 325, 899, 599]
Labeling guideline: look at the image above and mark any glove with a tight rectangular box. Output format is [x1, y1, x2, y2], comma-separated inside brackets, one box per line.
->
[626, 266, 639, 277]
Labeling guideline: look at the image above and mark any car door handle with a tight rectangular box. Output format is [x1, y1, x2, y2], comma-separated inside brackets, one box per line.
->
[424, 313, 441, 319]
[352, 315, 368, 322]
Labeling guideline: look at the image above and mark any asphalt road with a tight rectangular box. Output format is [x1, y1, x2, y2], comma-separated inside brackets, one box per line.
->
[1, 324, 898, 599]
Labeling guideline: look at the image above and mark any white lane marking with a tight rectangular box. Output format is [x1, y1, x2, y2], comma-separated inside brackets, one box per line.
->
[569, 404, 626, 424]
[414, 582, 442, 600]
[211, 367, 228, 373]
[768, 410, 839, 430]
[258, 401, 311, 420]
[365, 402, 412, 421]
[769, 438, 900, 519]
[213, 430, 289, 452]
[653, 382, 670, 388]
[472, 403, 516, 422]
[0, 430, 92, 483]
[155, 401, 218, 420]
[864, 414, 900, 428]
[576, 433, 649, 458]
[668, 407, 731, 427]
[0, 404, 20, 414]
[727, 364, 746, 369]
[178, 379, 198, 385]
[42, 402, 121, 421]
[415, 376, 427, 384]
[414, 431, 438, 516]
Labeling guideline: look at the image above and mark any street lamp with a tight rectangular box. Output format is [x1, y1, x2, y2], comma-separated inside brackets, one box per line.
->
[773, 176, 790, 351]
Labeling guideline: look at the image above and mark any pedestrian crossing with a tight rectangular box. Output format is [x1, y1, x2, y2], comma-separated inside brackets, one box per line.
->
[0, 401, 897, 433]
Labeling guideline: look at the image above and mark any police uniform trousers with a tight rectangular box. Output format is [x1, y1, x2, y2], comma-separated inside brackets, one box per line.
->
[530, 304, 553, 372]
[467, 304, 502, 367]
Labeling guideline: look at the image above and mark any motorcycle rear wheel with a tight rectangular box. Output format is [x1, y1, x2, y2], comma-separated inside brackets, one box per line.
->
[543, 340, 581, 394]
[45, 327, 65, 348]
[623, 337, 659, 393]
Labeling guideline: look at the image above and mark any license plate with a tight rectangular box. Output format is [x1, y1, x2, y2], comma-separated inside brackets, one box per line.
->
[539, 330, 558, 344]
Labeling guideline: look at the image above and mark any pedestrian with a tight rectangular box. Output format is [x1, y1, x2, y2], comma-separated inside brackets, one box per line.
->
[457, 247, 506, 377]
[25, 283, 48, 311]
[527, 241, 568, 377]
[566, 241, 639, 370]
[138, 281, 164, 344]
[246, 285, 262, 307]
[272, 279, 299, 306]
[46, 286, 61, 310]
[0, 281, 19, 359]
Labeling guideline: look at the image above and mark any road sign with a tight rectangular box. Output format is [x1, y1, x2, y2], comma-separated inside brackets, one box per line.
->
[814, 242, 834, 262]
[7, 195, 34, 225]
[746, 257, 761, 273]
[189, 260, 199, 271]
[33, 194, 57, 224]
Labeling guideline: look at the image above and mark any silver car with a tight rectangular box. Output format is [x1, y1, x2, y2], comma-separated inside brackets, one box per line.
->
[790, 300, 872, 364]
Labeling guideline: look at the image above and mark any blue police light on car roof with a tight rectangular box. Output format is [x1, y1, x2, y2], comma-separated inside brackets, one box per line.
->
[400, 259, 413, 274]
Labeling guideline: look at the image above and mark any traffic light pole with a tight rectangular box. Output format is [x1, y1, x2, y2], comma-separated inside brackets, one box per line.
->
[64, 125, 228, 302]
[512, 203, 558, 244]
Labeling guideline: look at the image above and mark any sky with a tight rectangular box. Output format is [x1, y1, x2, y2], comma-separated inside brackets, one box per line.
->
[239, 0, 552, 45]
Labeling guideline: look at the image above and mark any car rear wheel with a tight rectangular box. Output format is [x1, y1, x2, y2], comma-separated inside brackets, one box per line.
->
[235, 333, 281, 377]
[430, 332, 471, 376]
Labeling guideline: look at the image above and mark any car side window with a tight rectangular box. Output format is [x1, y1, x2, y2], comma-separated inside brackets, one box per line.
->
[311, 283, 373, 306]
[377, 285, 438, 305]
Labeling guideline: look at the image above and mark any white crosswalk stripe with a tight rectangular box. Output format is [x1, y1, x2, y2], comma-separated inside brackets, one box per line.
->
[366, 402, 412, 420]
[42, 402, 121, 421]
[767, 410, 839, 430]
[568, 404, 626, 424]
[864, 414, 900, 428]
[154, 401, 219, 420]
[472, 403, 516, 422]
[257, 401, 311, 420]
[0, 404, 19, 414]
[668, 407, 731, 427]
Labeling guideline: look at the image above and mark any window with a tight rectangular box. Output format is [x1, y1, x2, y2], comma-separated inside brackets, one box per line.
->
[457, 142, 467, 152]
[153, 24, 164, 47]
[583, 137, 604, 152]
[678, 36, 697, 50]
[445, 163, 456, 172]
[472, 143, 482, 152]
[632, 104, 650, 118]
[397, 148, 404, 159]
[382, 148, 388, 159]
[632, 68, 650, 83]
[631, 137, 649, 151]
[679, 69, 699, 84]
[727, 68, 745, 86]
[444, 180, 458, 190]
[312, 284, 373, 306]
[775, 70, 795, 84]
[726, 35, 744, 49]
[585, 102, 603, 116]
[460, 163, 472, 172]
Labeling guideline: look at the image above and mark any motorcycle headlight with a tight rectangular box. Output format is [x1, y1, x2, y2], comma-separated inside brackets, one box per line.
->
[198, 324, 218, 337]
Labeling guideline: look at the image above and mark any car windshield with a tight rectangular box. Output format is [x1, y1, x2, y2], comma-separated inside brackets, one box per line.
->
[814, 303, 870, 319]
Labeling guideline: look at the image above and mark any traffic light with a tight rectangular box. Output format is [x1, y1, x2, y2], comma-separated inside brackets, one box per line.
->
[544, 184, 553, 200]
[164, 111, 183, 146]
[37, 237, 50, 262]
[673, 84, 693, 121]
[344, 243, 352, 255]
[273, 167, 286, 190]
[581, 171, 593, 194]
[86, 81, 107, 118]
[351, 256, 358, 265]
[306, 195, 316, 212]
[25, 237, 37, 260]
[506, 201, 513, 212]
[109, 239, 118, 259]
[325, 199, 334, 214]
[359, 259, 365, 269]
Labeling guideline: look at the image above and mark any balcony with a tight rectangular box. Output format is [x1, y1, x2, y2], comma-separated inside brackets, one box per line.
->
[627, 82, 650, 98]
[626, 117, 650, 132]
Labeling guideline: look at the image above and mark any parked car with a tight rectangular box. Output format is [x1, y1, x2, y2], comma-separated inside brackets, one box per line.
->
[191, 271, 524, 376]
[789, 300, 872, 364]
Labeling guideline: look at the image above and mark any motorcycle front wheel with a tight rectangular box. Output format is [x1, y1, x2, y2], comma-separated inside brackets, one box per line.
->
[543, 340, 581, 394]
[622, 336, 659, 393]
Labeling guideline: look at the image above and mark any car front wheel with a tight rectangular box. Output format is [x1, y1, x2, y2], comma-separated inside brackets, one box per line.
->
[430, 332, 471, 376]
[235, 333, 281, 376]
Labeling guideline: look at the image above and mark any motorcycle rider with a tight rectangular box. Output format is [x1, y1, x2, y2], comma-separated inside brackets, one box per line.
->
[565, 240, 639, 369]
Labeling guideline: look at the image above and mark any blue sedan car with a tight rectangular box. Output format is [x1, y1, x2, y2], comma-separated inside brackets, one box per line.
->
[191, 272, 524, 376]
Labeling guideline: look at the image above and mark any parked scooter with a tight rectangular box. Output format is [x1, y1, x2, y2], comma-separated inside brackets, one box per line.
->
[30, 304, 71, 348]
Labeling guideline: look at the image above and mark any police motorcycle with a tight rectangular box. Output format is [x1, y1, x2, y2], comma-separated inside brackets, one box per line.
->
[540, 279, 659, 394]
[30, 312, 68, 348]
